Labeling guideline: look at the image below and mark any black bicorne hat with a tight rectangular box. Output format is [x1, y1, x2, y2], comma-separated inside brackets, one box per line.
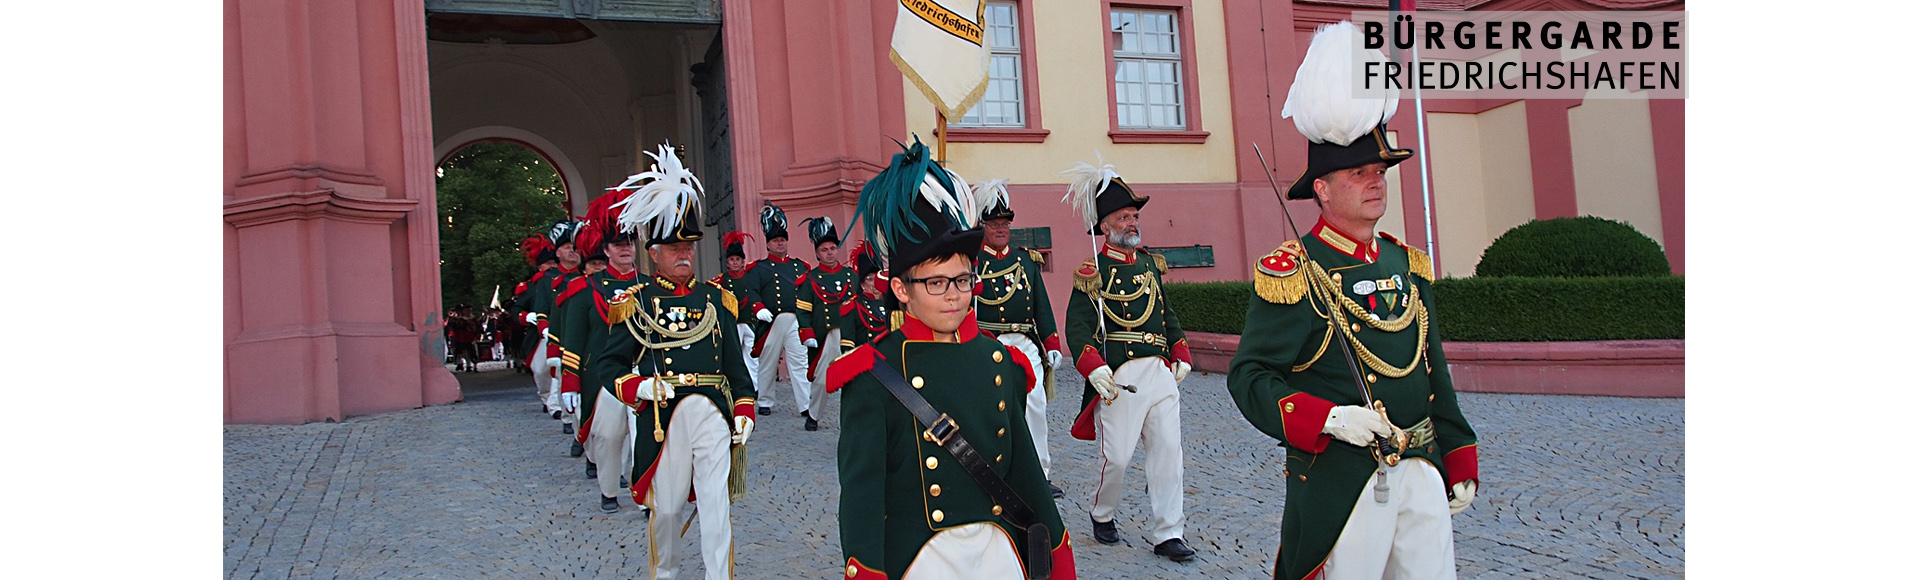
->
[1285, 125, 1411, 200]
[613, 142, 707, 248]
[804, 216, 840, 248]
[1064, 158, 1149, 235]
[852, 137, 983, 278]
[547, 219, 582, 246]
[760, 203, 789, 241]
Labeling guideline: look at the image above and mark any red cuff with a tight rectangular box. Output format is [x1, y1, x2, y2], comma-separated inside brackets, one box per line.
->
[1443, 444, 1479, 485]
[560, 370, 580, 394]
[1048, 532, 1077, 580]
[536, 319, 548, 333]
[613, 375, 646, 406]
[734, 401, 754, 419]
[844, 557, 885, 580]
[1170, 339, 1192, 365]
[752, 304, 768, 317]
[1277, 392, 1336, 454]
[546, 341, 561, 359]
[801, 327, 817, 343]
[1042, 334, 1063, 354]
[1074, 345, 1108, 379]
[1004, 346, 1037, 393]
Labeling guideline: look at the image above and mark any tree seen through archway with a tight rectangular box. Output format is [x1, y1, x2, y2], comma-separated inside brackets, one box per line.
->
[437, 141, 569, 313]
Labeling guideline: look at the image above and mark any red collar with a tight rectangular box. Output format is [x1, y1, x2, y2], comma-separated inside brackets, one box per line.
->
[559, 265, 579, 275]
[1101, 243, 1137, 264]
[861, 287, 886, 300]
[652, 275, 695, 296]
[982, 245, 1012, 259]
[764, 255, 790, 263]
[606, 266, 638, 281]
[1311, 218, 1379, 263]
[815, 262, 844, 274]
[725, 269, 748, 279]
[898, 310, 980, 343]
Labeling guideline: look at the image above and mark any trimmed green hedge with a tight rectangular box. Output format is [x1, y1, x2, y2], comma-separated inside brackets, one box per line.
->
[1163, 276, 1684, 341]
[1476, 216, 1671, 277]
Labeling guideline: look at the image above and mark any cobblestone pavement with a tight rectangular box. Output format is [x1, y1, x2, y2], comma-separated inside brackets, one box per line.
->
[226, 368, 1682, 579]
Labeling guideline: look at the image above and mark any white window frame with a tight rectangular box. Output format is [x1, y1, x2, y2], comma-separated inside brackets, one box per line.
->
[1110, 7, 1186, 130]
[954, 1, 1025, 128]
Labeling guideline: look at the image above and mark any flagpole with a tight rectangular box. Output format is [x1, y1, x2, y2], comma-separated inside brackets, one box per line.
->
[936, 111, 949, 164]
[1413, 43, 1437, 260]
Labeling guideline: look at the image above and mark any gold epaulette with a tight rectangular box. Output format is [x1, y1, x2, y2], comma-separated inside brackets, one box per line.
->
[1148, 252, 1168, 274]
[707, 281, 740, 318]
[607, 283, 642, 324]
[1073, 259, 1101, 294]
[1025, 248, 1045, 265]
[1378, 232, 1435, 282]
[1254, 241, 1307, 304]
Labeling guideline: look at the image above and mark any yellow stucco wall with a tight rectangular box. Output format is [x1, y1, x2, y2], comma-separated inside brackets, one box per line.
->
[1427, 101, 1534, 278]
[1568, 94, 1664, 248]
[902, 0, 1237, 184]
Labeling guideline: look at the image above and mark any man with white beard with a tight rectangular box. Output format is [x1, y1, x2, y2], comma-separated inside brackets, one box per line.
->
[1061, 159, 1197, 562]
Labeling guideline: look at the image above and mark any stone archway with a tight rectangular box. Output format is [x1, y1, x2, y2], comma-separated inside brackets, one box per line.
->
[435, 126, 586, 209]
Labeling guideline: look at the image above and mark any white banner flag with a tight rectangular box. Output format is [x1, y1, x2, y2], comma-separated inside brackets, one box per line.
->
[889, 0, 989, 120]
[489, 284, 501, 310]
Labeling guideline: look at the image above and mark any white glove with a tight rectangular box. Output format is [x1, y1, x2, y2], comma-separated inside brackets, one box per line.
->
[756, 309, 774, 323]
[545, 357, 561, 371]
[1322, 405, 1395, 447]
[804, 338, 819, 349]
[1088, 366, 1118, 401]
[1171, 361, 1191, 383]
[1047, 350, 1062, 368]
[561, 392, 579, 413]
[732, 416, 755, 445]
[524, 312, 539, 324]
[632, 378, 676, 402]
[1449, 480, 1477, 514]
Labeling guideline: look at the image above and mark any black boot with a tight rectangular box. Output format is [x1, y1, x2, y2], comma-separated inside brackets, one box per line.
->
[601, 495, 619, 514]
[1092, 517, 1119, 545]
[1153, 538, 1197, 562]
[1050, 482, 1065, 499]
[586, 461, 597, 478]
[563, 422, 574, 435]
[569, 440, 585, 457]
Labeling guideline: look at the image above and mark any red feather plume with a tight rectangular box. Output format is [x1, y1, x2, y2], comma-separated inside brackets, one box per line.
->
[721, 231, 752, 248]
[520, 236, 555, 266]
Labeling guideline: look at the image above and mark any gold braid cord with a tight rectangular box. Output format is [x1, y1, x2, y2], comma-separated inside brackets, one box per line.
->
[1303, 261, 1429, 378]
[1099, 275, 1158, 329]
[624, 304, 722, 350]
[976, 262, 1025, 306]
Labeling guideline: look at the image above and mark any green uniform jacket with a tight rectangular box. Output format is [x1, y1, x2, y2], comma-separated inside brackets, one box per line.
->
[975, 246, 1063, 356]
[561, 266, 641, 444]
[591, 275, 757, 505]
[710, 270, 753, 311]
[797, 263, 859, 371]
[513, 268, 560, 361]
[836, 290, 891, 351]
[741, 255, 811, 318]
[1226, 221, 1480, 580]
[1063, 245, 1194, 437]
[824, 312, 1075, 580]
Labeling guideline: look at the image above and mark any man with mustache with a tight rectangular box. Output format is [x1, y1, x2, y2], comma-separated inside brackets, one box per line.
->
[592, 145, 755, 579]
[741, 203, 814, 418]
[1061, 159, 1197, 562]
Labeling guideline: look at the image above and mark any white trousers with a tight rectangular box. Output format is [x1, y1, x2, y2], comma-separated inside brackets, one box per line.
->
[807, 328, 842, 421]
[1090, 357, 1185, 544]
[752, 313, 812, 414]
[588, 389, 637, 498]
[901, 522, 1024, 580]
[530, 336, 553, 407]
[646, 396, 734, 580]
[1322, 459, 1458, 580]
[737, 323, 760, 390]
[997, 333, 1052, 478]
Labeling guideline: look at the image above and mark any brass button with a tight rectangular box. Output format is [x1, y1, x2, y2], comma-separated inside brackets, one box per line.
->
[993, 351, 1004, 363]
[1366, 373, 1378, 384]
[1283, 402, 1295, 413]
[1429, 394, 1436, 402]
[1351, 323, 1362, 333]
[994, 375, 1002, 386]
[848, 565, 858, 577]
[911, 376, 925, 389]
[664, 357, 673, 364]
[997, 401, 1007, 411]
[997, 428, 1006, 438]
[992, 505, 1003, 516]
[929, 484, 942, 497]
[925, 457, 938, 470]
[931, 510, 945, 522]
[995, 454, 1003, 463]
[1299, 474, 1308, 482]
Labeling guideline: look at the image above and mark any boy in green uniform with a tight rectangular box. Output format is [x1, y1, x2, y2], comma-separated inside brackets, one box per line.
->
[1060, 159, 1197, 562]
[971, 178, 1066, 499]
[591, 144, 756, 579]
[797, 217, 857, 431]
[827, 138, 1074, 580]
[1226, 22, 1479, 580]
[741, 204, 813, 417]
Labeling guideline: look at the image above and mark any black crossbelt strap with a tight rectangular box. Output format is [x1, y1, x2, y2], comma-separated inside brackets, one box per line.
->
[869, 360, 1052, 580]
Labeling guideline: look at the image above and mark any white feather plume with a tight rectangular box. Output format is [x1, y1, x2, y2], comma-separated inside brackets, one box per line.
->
[921, 166, 978, 230]
[1060, 153, 1121, 232]
[972, 178, 1011, 216]
[1281, 21, 1399, 146]
[611, 142, 705, 240]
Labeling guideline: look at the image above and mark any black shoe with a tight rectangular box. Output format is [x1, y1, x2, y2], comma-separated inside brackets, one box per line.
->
[601, 495, 619, 513]
[563, 422, 575, 435]
[757, 406, 772, 416]
[586, 461, 597, 478]
[1154, 538, 1197, 562]
[1092, 517, 1119, 545]
[570, 441, 584, 457]
[805, 417, 819, 431]
[1050, 483, 1065, 499]
[552, 410, 563, 420]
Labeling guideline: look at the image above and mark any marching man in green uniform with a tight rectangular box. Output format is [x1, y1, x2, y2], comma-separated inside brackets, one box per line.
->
[1226, 22, 1479, 580]
[1061, 159, 1198, 562]
[742, 203, 813, 417]
[570, 183, 643, 507]
[713, 231, 761, 392]
[522, 220, 582, 419]
[826, 138, 1075, 580]
[592, 144, 756, 580]
[836, 241, 890, 352]
[797, 217, 857, 431]
[556, 219, 610, 448]
[513, 235, 558, 377]
[971, 178, 1066, 499]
